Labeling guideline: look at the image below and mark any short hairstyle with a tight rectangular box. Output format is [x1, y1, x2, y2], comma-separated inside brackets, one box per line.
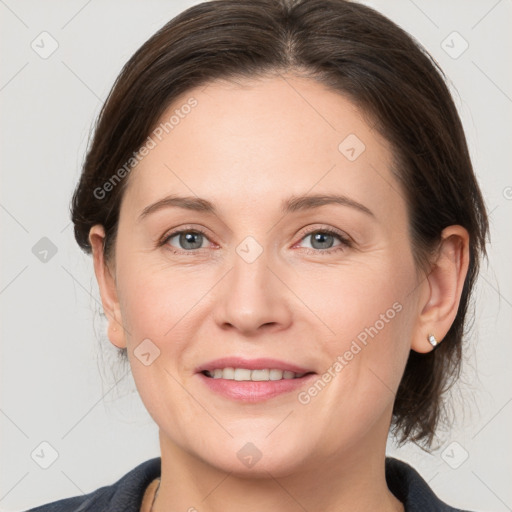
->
[71, 0, 489, 446]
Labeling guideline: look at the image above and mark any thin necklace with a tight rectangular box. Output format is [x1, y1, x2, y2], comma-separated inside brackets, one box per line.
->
[149, 477, 161, 512]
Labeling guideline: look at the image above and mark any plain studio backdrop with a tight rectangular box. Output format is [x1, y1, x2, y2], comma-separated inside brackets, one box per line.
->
[0, 1, 511, 511]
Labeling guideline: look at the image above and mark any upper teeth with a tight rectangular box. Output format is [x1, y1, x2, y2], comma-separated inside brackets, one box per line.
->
[205, 368, 306, 381]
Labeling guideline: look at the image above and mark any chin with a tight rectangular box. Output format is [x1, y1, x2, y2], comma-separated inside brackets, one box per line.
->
[197, 434, 312, 478]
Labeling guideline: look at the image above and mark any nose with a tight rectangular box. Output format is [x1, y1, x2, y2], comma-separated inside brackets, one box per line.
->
[212, 243, 293, 336]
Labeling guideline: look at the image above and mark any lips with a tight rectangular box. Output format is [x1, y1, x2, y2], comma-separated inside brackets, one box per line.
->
[195, 357, 316, 402]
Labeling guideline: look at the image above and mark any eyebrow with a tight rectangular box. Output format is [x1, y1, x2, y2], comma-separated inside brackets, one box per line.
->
[137, 193, 375, 221]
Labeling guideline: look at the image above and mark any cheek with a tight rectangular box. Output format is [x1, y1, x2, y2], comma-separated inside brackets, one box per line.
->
[117, 254, 209, 341]
[116, 263, 204, 432]
[114, 253, 221, 401]
[294, 252, 415, 349]
[302, 253, 417, 404]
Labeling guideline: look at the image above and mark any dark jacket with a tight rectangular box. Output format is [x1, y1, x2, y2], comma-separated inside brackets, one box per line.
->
[25, 457, 472, 511]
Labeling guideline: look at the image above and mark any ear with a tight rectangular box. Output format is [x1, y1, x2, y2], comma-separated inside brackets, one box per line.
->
[411, 225, 470, 354]
[89, 225, 127, 349]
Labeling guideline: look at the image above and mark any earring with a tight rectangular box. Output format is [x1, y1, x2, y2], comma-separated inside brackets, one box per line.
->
[427, 333, 438, 347]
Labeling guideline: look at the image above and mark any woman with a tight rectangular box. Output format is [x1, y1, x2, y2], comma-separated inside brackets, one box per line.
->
[27, 0, 488, 510]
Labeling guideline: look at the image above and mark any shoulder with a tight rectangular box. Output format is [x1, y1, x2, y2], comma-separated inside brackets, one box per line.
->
[24, 457, 161, 512]
[385, 457, 474, 512]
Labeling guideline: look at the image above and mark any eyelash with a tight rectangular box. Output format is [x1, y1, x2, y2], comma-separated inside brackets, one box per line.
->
[158, 226, 352, 256]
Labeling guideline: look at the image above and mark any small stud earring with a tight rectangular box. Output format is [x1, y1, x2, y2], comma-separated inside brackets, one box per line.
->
[427, 333, 438, 347]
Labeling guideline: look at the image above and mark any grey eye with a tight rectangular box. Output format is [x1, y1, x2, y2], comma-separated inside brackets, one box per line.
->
[168, 231, 206, 250]
[303, 232, 339, 250]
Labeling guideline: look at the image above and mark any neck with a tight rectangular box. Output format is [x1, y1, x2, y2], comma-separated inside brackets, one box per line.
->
[152, 430, 403, 512]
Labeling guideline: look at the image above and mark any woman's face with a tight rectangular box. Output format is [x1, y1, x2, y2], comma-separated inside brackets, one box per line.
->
[97, 75, 426, 475]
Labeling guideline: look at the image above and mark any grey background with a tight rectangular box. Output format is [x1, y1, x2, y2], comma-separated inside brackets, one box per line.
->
[1, 0, 511, 510]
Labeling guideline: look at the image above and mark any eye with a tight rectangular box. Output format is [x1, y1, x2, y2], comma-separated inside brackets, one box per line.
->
[296, 228, 352, 254]
[161, 228, 211, 253]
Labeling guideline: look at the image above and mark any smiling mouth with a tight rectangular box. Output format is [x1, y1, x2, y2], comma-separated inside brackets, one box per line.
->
[202, 368, 315, 381]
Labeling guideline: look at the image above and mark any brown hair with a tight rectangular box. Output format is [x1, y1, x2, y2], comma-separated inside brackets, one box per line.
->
[71, 0, 488, 446]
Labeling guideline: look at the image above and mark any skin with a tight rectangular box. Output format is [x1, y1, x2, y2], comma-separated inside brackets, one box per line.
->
[89, 74, 469, 512]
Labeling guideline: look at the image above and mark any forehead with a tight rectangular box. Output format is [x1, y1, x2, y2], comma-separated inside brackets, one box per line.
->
[122, 74, 402, 221]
